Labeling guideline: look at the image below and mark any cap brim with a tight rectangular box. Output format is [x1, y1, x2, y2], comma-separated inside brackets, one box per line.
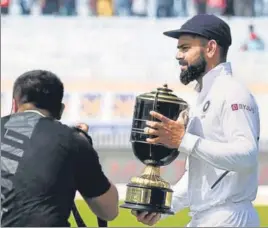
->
[163, 29, 208, 40]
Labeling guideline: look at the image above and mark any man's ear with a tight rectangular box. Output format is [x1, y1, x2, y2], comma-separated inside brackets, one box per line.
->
[11, 98, 19, 114]
[206, 40, 217, 59]
[57, 103, 65, 120]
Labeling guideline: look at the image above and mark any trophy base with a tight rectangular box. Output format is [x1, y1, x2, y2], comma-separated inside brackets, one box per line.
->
[121, 202, 174, 215]
[120, 184, 174, 215]
[120, 166, 174, 215]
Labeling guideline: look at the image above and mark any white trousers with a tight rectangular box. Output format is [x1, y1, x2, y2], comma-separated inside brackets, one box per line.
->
[186, 201, 260, 227]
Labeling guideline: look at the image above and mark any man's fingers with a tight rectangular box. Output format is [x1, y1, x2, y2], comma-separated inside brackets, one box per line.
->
[131, 210, 148, 219]
[136, 211, 149, 221]
[144, 127, 159, 135]
[146, 121, 163, 129]
[131, 211, 160, 226]
[145, 212, 156, 220]
[76, 123, 89, 132]
[150, 111, 171, 124]
[146, 137, 161, 144]
[148, 213, 160, 226]
[138, 212, 158, 225]
[144, 213, 157, 224]
[176, 109, 189, 124]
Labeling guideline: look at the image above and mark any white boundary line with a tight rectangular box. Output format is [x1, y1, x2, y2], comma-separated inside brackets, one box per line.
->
[75, 185, 268, 206]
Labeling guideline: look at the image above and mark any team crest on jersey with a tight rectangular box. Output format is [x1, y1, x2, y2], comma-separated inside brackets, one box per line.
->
[203, 100, 210, 113]
[200, 100, 210, 119]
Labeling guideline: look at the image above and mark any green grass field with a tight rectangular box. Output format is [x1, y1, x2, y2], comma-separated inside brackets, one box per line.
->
[69, 200, 268, 227]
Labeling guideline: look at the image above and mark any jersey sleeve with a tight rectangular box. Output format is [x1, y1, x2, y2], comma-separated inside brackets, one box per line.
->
[178, 87, 260, 172]
[72, 132, 111, 198]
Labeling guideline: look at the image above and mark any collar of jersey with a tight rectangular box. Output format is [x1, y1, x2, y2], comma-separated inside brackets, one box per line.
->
[24, 110, 46, 117]
[195, 62, 233, 104]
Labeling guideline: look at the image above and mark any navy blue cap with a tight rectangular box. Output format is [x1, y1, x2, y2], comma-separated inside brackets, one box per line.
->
[163, 14, 232, 48]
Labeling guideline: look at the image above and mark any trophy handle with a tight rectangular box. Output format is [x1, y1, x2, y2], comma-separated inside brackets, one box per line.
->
[152, 90, 159, 116]
[147, 90, 160, 158]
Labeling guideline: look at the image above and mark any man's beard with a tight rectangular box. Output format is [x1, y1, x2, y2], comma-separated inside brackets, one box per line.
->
[179, 53, 207, 85]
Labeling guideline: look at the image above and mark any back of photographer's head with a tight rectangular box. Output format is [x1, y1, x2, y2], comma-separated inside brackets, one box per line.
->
[12, 70, 65, 120]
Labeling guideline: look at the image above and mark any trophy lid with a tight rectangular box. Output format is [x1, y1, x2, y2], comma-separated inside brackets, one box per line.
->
[138, 84, 187, 105]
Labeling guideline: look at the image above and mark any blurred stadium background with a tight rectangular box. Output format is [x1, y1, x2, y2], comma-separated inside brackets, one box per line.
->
[1, 0, 268, 226]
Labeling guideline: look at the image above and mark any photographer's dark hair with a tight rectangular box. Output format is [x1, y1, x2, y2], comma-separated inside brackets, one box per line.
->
[13, 70, 64, 119]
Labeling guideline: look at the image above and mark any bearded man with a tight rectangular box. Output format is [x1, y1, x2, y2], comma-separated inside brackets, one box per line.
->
[131, 14, 261, 227]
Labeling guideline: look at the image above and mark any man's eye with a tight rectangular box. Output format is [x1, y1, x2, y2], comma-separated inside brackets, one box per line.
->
[181, 47, 189, 52]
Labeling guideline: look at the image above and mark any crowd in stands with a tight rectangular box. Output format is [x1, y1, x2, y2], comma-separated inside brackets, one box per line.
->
[1, 0, 268, 17]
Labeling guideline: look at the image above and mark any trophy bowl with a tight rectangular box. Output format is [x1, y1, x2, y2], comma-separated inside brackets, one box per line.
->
[120, 84, 188, 215]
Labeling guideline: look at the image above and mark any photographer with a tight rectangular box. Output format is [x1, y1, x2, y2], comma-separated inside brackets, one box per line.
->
[1, 70, 119, 227]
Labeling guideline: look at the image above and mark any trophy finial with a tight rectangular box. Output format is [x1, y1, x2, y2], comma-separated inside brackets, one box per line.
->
[157, 83, 172, 93]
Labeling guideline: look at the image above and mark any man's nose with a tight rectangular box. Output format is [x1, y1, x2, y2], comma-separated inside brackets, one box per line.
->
[176, 51, 184, 61]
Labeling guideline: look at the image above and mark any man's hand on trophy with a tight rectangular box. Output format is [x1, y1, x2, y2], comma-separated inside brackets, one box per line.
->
[131, 210, 161, 226]
[144, 110, 187, 149]
[75, 123, 89, 132]
[73, 123, 91, 141]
